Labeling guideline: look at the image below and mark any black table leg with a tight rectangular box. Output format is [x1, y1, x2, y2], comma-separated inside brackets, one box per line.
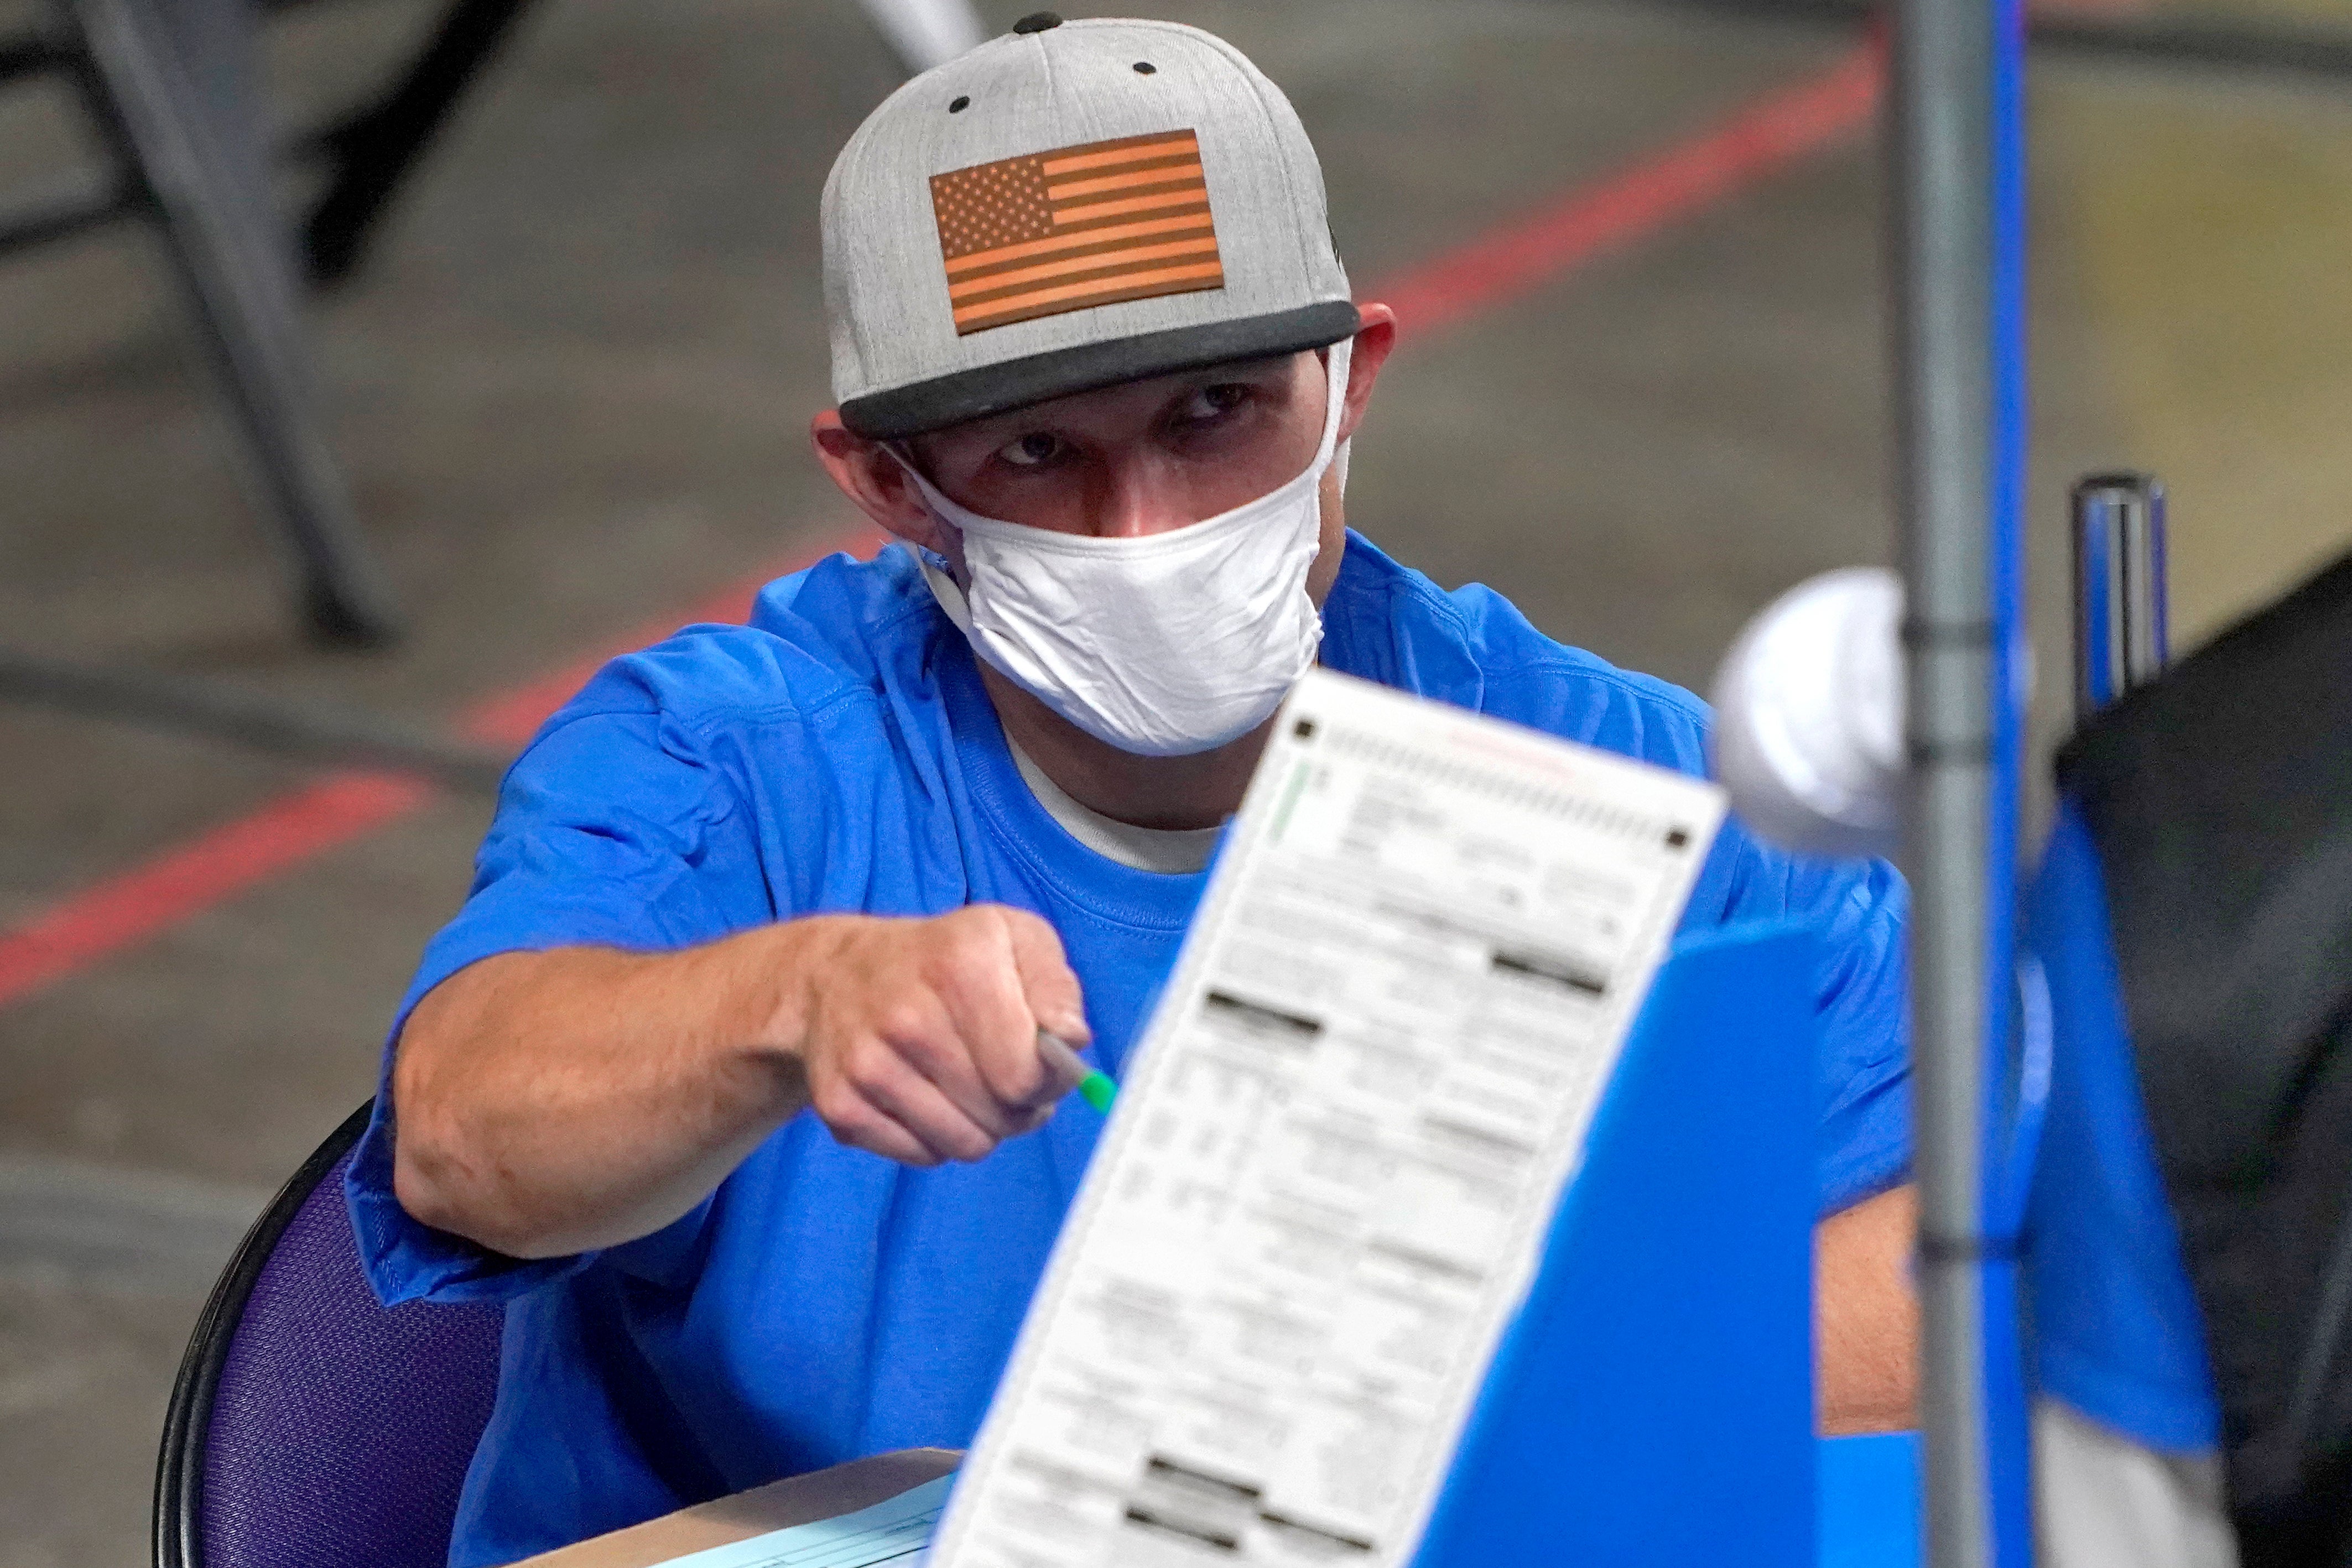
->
[304, 0, 539, 288]
[60, 0, 402, 646]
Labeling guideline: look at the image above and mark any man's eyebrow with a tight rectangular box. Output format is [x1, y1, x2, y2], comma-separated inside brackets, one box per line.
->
[1179, 352, 1295, 381]
[1145, 357, 1302, 409]
[932, 353, 1306, 447]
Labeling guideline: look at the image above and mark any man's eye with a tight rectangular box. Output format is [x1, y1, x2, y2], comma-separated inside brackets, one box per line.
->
[1177, 384, 1251, 425]
[996, 433, 1063, 467]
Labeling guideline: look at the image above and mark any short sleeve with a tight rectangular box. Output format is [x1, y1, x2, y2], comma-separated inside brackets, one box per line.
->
[1709, 824, 1913, 1215]
[1808, 857, 1912, 1213]
[345, 688, 774, 1307]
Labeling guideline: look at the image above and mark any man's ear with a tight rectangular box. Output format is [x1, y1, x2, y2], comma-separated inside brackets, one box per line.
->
[810, 410, 947, 553]
[1335, 303, 1398, 445]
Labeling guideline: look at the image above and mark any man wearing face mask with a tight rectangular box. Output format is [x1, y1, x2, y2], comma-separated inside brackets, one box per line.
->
[357, 15, 1918, 1567]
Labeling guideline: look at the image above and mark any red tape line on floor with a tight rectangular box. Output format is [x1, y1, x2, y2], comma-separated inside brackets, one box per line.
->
[1374, 39, 1883, 337]
[0, 530, 883, 1009]
[0, 40, 1882, 1013]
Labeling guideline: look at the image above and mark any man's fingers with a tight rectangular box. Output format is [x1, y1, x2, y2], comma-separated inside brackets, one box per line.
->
[846, 1045, 1000, 1164]
[807, 1077, 940, 1167]
[935, 908, 1067, 1112]
[877, 977, 1032, 1139]
[800, 907, 1087, 1169]
[1000, 907, 1089, 1050]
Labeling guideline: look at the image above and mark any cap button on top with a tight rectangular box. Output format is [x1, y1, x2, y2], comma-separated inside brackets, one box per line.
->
[1011, 11, 1061, 34]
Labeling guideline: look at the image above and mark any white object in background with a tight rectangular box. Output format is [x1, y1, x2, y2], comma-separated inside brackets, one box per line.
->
[1710, 566, 1907, 860]
[2034, 1399, 2237, 1568]
[930, 668, 1725, 1568]
[856, 0, 987, 73]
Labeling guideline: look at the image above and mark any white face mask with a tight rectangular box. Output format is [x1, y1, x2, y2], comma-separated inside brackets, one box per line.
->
[898, 338, 1353, 758]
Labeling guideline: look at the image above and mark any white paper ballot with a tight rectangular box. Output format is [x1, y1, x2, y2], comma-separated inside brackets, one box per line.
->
[932, 671, 1727, 1568]
[652, 1476, 952, 1568]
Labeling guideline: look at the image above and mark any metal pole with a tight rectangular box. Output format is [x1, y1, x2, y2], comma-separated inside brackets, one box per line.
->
[2071, 473, 2169, 715]
[1892, 0, 2013, 1563]
[856, 0, 986, 73]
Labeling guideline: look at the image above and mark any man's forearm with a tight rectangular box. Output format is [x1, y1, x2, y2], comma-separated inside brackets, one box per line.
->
[1817, 1182, 1921, 1434]
[391, 905, 1087, 1260]
[391, 925, 820, 1260]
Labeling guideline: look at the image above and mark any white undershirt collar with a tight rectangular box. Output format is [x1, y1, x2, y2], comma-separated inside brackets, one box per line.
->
[1005, 738, 1223, 876]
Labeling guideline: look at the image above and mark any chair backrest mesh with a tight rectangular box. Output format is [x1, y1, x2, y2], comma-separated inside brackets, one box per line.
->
[198, 1147, 501, 1568]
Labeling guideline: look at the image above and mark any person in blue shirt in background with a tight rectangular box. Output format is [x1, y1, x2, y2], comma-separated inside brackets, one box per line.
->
[2027, 804, 2235, 1568]
[348, 15, 1917, 1565]
[2026, 548, 2352, 1568]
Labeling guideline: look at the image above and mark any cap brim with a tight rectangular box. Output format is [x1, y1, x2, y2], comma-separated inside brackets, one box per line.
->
[837, 300, 1361, 440]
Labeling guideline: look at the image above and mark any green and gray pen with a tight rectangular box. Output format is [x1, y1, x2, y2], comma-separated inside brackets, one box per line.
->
[1036, 1029, 1117, 1114]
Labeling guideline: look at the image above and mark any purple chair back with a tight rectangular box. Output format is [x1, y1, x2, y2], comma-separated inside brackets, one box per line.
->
[155, 1102, 503, 1568]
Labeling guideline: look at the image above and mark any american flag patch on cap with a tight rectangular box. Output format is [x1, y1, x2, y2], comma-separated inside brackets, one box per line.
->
[929, 129, 1223, 336]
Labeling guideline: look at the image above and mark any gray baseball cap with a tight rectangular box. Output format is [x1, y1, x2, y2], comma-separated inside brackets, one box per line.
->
[823, 12, 1359, 440]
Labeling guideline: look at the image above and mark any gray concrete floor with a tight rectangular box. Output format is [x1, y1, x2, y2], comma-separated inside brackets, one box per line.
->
[2, 0, 2349, 1562]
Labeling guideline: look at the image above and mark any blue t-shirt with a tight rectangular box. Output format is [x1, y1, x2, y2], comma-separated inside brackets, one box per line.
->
[2023, 804, 2221, 1452]
[347, 534, 1911, 1567]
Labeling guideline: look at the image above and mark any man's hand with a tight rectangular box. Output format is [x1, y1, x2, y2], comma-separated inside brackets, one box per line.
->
[391, 905, 1090, 1259]
[791, 906, 1091, 1166]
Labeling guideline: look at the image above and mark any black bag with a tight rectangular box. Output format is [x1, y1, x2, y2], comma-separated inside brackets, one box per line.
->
[2059, 548, 2352, 1566]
